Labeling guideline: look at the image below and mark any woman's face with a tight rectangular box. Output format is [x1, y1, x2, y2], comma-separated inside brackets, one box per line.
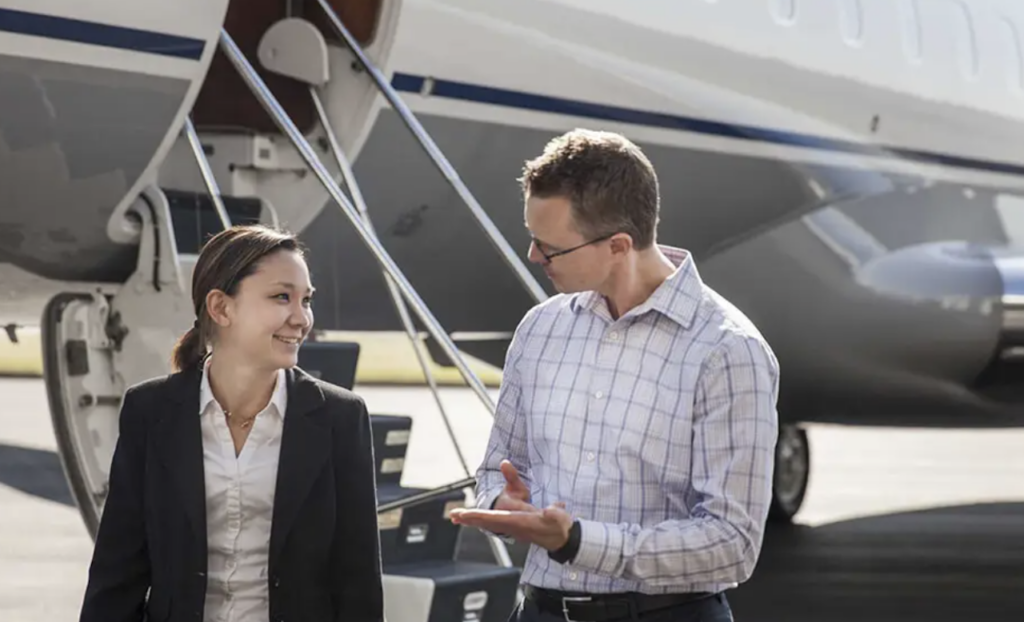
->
[212, 249, 315, 371]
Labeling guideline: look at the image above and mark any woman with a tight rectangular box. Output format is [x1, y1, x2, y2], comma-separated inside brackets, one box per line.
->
[78, 224, 384, 622]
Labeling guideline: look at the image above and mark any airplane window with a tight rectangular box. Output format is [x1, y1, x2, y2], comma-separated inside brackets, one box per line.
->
[998, 16, 1024, 93]
[839, 0, 864, 46]
[770, 0, 796, 25]
[898, 0, 922, 62]
[949, 0, 979, 79]
[913, 0, 978, 79]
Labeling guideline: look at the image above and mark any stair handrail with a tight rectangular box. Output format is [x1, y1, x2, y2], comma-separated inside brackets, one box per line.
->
[185, 86, 473, 517]
[217, 31, 522, 566]
[309, 86, 472, 479]
[219, 29, 498, 416]
[183, 116, 233, 231]
[312, 0, 549, 306]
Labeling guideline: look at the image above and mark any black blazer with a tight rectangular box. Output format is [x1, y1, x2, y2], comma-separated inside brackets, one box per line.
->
[78, 366, 384, 622]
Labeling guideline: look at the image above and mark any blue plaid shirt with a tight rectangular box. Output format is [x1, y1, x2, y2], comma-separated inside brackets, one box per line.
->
[475, 246, 780, 595]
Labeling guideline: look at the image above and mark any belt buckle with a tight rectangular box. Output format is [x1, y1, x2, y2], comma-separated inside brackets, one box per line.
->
[561, 596, 592, 622]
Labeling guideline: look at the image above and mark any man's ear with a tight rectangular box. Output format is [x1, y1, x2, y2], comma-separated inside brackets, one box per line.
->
[609, 233, 633, 256]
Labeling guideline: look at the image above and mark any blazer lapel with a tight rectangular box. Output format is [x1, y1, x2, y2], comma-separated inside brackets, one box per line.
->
[152, 367, 207, 541]
[269, 367, 330, 569]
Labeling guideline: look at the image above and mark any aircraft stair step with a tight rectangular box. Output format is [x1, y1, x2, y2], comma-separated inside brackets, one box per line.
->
[164, 188, 265, 254]
[377, 483, 466, 569]
[382, 560, 521, 622]
[369, 414, 413, 486]
[296, 341, 416, 486]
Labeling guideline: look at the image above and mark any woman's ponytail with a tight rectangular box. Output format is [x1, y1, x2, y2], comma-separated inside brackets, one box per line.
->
[171, 322, 206, 372]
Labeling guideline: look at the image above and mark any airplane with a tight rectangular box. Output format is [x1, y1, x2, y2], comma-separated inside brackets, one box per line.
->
[3, 0, 1024, 610]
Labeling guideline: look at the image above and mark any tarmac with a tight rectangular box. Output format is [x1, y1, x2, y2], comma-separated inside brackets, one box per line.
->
[1, 377, 1023, 621]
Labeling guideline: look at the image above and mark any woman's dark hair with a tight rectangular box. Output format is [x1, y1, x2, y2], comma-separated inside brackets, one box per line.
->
[171, 224, 306, 372]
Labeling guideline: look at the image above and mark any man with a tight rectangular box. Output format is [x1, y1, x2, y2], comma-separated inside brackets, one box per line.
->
[449, 129, 779, 622]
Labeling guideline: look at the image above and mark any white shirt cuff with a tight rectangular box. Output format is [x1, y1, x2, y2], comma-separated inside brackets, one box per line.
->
[572, 518, 622, 573]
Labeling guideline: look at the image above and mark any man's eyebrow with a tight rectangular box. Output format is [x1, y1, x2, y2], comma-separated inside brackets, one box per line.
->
[525, 228, 551, 248]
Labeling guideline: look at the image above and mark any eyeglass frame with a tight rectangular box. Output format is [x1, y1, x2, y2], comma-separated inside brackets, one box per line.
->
[530, 231, 619, 263]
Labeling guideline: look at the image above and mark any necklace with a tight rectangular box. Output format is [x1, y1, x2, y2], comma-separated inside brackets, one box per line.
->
[224, 410, 258, 429]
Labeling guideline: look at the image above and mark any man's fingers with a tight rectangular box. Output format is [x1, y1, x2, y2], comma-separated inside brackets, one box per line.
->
[500, 460, 522, 485]
[500, 459, 531, 500]
[494, 497, 537, 513]
[447, 508, 537, 534]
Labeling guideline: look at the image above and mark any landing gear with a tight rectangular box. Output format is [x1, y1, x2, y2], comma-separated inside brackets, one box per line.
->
[768, 424, 810, 523]
[41, 187, 194, 540]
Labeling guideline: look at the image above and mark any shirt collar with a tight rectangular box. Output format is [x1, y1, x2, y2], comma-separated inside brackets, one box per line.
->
[199, 356, 288, 419]
[569, 245, 703, 328]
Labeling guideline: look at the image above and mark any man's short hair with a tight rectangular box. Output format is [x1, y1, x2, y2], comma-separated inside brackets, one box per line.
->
[519, 128, 660, 250]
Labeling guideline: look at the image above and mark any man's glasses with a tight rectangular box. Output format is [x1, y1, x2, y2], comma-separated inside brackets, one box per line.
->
[531, 232, 617, 263]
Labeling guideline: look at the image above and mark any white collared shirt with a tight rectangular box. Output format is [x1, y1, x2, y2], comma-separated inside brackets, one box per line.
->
[199, 357, 287, 622]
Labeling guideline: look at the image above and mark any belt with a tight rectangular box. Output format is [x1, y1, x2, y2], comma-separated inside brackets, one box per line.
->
[522, 586, 714, 622]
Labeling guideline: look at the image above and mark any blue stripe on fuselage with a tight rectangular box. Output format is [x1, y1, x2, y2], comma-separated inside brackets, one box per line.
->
[0, 7, 205, 60]
[392, 72, 1024, 178]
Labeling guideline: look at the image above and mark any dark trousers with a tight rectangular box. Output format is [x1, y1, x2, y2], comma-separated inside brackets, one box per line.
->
[511, 590, 734, 622]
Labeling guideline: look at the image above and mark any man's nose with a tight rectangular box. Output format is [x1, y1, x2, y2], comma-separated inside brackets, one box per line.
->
[527, 241, 547, 265]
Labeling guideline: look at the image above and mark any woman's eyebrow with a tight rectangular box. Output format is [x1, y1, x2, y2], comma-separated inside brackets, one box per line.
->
[272, 281, 316, 294]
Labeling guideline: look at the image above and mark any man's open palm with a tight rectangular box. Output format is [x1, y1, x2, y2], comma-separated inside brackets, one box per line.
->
[450, 458, 574, 551]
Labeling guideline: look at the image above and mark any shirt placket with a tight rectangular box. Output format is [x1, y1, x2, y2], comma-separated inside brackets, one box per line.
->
[212, 406, 242, 621]
[587, 321, 624, 464]
[565, 322, 622, 587]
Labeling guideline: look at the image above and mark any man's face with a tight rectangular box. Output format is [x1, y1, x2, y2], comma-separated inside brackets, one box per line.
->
[524, 195, 615, 294]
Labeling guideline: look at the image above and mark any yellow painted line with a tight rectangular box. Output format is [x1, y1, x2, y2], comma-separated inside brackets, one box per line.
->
[0, 327, 43, 376]
[0, 327, 503, 387]
[316, 330, 503, 387]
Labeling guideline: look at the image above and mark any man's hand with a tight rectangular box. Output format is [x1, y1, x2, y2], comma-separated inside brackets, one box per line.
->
[493, 460, 531, 511]
[451, 459, 574, 551]
[450, 502, 574, 551]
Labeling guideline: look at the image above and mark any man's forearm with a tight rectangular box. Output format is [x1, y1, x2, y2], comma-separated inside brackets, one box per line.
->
[569, 512, 760, 588]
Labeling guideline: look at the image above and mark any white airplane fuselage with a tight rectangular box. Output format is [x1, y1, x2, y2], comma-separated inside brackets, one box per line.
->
[1, 0, 1024, 537]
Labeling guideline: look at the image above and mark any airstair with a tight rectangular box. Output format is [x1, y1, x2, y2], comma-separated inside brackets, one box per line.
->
[178, 4, 550, 621]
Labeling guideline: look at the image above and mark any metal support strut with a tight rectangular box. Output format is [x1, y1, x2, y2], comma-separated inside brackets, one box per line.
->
[310, 87, 472, 479]
[217, 29, 512, 568]
[219, 30, 497, 424]
[183, 116, 232, 231]
[312, 0, 549, 306]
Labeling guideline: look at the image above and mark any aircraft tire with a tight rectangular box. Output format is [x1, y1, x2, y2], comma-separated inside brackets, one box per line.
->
[768, 424, 810, 523]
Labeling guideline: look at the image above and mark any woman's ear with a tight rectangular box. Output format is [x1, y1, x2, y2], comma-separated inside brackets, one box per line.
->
[204, 289, 233, 329]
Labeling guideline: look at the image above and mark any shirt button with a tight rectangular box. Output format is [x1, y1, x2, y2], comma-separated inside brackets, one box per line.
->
[569, 572, 578, 580]
[594, 391, 604, 399]
[609, 331, 619, 341]
[587, 452, 595, 462]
